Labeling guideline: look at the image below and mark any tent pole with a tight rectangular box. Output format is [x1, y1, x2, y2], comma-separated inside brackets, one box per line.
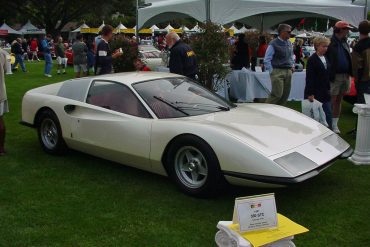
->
[365, 0, 368, 20]
[260, 14, 264, 33]
[136, 0, 139, 43]
[206, 0, 211, 22]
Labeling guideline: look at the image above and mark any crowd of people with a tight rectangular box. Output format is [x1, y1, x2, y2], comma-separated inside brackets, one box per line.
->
[305, 20, 369, 133]
[1, 19, 370, 155]
[6, 25, 163, 78]
[228, 20, 370, 133]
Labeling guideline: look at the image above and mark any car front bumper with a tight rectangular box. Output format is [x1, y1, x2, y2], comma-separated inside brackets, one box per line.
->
[223, 147, 353, 186]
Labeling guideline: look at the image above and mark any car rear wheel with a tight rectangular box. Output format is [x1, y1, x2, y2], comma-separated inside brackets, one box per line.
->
[37, 110, 67, 155]
[167, 135, 223, 197]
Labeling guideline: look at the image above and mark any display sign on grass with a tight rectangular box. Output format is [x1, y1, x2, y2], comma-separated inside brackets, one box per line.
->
[232, 193, 278, 233]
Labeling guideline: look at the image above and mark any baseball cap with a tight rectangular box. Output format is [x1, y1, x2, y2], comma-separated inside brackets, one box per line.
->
[334, 21, 353, 29]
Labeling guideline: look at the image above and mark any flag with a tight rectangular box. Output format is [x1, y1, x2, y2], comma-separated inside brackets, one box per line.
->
[297, 18, 305, 29]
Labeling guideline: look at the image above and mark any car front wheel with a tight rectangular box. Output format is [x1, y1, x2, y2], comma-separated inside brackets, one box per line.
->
[167, 135, 223, 197]
[37, 110, 67, 155]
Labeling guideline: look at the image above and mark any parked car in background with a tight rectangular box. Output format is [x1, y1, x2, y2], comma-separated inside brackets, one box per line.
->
[65, 48, 73, 65]
[138, 45, 164, 70]
[140, 39, 153, 46]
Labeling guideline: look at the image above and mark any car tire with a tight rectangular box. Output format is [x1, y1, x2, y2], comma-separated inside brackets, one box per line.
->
[166, 135, 223, 197]
[37, 110, 67, 155]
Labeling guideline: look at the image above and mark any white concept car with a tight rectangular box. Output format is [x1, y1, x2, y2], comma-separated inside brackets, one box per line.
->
[21, 72, 352, 196]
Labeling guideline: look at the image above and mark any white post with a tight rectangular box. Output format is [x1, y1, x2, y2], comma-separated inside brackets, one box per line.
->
[364, 0, 368, 20]
[5, 54, 12, 75]
[136, 0, 139, 44]
[348, 104, 370, 165]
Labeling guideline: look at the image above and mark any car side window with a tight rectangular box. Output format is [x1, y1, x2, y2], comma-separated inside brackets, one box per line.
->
[86, 80, 151, 118]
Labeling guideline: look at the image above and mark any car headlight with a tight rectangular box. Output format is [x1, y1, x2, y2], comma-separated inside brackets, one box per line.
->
[324, 134, 349, 152]
[274, 152, 318, 177]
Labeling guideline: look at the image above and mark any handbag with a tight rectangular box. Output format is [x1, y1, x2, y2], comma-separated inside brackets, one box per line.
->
[301, 99, 328, 127]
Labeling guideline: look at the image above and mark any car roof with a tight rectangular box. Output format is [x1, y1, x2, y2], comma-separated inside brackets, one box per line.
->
[90, 72, 184, 86]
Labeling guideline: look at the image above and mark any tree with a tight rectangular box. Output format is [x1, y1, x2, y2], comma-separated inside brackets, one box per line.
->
[3, 0, 136, 35]
[190, 22, 230, 90]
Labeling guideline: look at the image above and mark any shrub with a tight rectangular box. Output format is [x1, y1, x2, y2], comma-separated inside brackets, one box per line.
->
[190, 22, 230, 91]
[110, 35, 138, 72]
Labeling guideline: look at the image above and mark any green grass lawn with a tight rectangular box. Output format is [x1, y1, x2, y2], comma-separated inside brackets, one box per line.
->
[1, 62, 369, 246]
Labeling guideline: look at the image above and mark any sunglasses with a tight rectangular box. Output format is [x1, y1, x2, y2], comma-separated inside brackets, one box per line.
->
[285, 30, 292, 34]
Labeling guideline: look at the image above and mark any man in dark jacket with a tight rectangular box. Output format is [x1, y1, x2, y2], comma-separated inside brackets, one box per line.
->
[165, 32, 197, 80]
[352, 20, 370, 104]
[95, 25, 122, 75]
[326, 21, 353, 133]
[11, 38, 27, 72]
[231, 33, 250, 70]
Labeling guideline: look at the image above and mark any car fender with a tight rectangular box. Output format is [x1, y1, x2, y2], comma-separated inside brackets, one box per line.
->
[150, 119, 293, 178]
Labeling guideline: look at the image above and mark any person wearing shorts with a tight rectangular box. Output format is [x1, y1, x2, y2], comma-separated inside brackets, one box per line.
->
[55, 37, 67, 74]
[326, 21, 353, 133]
[0, 48, 8, 155]
[72, 33, 88, 78]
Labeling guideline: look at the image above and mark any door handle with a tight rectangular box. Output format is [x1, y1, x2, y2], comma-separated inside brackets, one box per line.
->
[64, 104, 76, 113]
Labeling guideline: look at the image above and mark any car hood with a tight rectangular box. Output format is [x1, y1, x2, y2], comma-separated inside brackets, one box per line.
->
[189, 103, 330, 156]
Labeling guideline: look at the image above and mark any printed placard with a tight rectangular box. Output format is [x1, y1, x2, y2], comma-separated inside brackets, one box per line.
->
[233, 193, 278, 233]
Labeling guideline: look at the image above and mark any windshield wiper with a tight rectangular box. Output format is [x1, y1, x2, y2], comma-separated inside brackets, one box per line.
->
[153, 96, 189, 116]
[175, 101, 230, 111]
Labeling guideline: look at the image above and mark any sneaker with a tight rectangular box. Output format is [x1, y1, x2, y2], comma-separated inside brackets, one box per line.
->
[332, 126, 341, 134]
[44, 74, 52, 78]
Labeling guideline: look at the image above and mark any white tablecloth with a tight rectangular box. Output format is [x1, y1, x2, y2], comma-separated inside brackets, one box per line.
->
[229, 69, 306, 102]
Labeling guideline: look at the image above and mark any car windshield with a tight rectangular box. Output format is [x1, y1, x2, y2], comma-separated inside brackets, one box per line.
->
[142, 51, 161, 59]
[133, 77, 236, 119]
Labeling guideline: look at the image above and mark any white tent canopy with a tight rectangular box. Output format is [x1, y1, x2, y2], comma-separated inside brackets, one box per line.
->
[228, 24, 239, 33]
[19, 20, 45, 35]
[139, 0, 364, 30]
[139, 0, 207, 29]
[238, 25, 248, 33]
[150, 24, 160, 30]
[164, 23, 174, 30]
[116, 23, 127, 30]
[211, 0, 363, 29]
[98, 21, 105, 30]
[72, 23, 90, 33]
[191, 23, 201, 32]
[0, 22, 21, 35]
